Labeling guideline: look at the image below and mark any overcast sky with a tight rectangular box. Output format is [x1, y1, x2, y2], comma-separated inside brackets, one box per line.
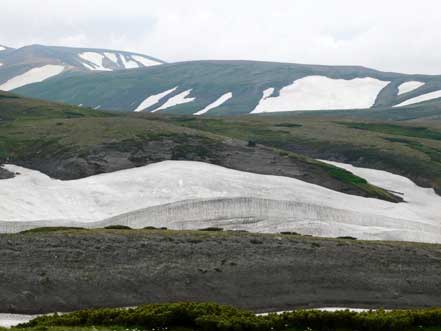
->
[2, 0, 441, 74]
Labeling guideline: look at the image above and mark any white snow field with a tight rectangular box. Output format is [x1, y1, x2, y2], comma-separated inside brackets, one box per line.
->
[120, 54, 139, 69]
[131, 55, 161, 67]
[251, 88, 275, 114]
[104, 52, 118, 63]
[0, 65, 65, 91]
[0, 314, 37, 328]
[133, 87, 178, 112]
[0, 46, 5, 51]
[397, 81, 425, 95]
[79, 52, 112, 71]
[153, 89, 195, 112]
[252, 76, 390, 113]
[394, 89, 441, 107]
[194, 92, 233, 115]
[1, 161, 440, 242]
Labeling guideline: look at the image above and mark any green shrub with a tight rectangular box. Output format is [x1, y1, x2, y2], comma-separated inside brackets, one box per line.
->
[199, 227, 224, 232]
[20, 303, 441, 331]
[104, 225, 132, 230]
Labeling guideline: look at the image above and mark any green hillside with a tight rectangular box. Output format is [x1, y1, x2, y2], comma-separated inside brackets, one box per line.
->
[15, 60, 441, 116]
[0, 91, 399, 201]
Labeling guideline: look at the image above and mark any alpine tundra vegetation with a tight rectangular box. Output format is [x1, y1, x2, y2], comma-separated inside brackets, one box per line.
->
[2, 0, 441, 329]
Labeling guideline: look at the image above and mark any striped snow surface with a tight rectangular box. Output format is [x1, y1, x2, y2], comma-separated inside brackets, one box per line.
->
[152, 89, 195, 112]
[120, 54, 139, 69]
[78, 52, 161, 71]
[194, 92, 233, 115]
[1, 160, 440, 242]
[133, 87, 178, 112]
[78, 52, 111, 71]
[397, 81, 425, 95]
[104, 52, 118, 63]
[0, 65, 65, 91]
[252, 76, 390, 113]
[131, 55, 161, 67]
[394, 89, 441, 107]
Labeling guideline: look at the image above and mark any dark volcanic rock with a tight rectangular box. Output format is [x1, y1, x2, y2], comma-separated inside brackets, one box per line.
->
[1, 230, 441, 314]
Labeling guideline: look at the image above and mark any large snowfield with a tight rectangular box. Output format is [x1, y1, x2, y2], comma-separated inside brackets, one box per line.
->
[252, 76, 390, 112]
[0, 65, 65, 91]
[1, 161, 440, 242]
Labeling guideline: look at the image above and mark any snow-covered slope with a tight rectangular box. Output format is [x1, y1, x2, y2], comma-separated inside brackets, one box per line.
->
[1, 161, 440, 242]
[394, 89, 441, 107]
[0, 44, 164, 91]
[152, 89, 195, 112]
[0, 65, 64, 91]
[134, 87, 178, 112]
[397, 81, 425, 95]
[194, 92, 232, 115]
[252, 76, 390, 113]
[16, 60, 441, 116]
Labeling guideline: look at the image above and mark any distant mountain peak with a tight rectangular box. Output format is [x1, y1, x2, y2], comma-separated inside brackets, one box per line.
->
[0, 43, 165, 90]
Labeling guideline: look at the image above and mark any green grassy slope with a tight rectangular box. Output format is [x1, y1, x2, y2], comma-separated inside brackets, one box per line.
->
[153, 113, 441, 194]
[14, 60, 441, 116]
[0, 91, 398, 201]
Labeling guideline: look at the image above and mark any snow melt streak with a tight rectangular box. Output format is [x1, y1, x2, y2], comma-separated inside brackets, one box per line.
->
[131, 55, 161, 67]
[194, 92, 233, 115]
[0, 65, 65, 91]
[79, 52, 111, 71]
[134, 87, 178, 112]
[120, 55, 139, 69]
[252, 76, 390, 113]
[153, 89, 195, 112]
[394, 90, 441, 107]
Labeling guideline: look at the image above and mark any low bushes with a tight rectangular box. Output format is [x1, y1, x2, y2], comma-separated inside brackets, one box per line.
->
[20, 302, 441, 331]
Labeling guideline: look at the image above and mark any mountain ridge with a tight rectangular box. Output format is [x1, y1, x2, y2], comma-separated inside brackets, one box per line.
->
[14, 59, 441, 115]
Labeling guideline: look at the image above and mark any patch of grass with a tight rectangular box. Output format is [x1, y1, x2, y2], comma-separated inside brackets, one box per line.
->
[20, 227, 85, 234]
[274, 123, 303, 128]
[104, 225, 132, 230]
[342, 122, 441, 141]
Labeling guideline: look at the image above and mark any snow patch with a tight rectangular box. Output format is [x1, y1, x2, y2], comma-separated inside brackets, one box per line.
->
[0, 63, 3, 67]
[0, 46, 5, 51]
[194, 92, 232, 115]
[252, 76, 390, 113]
[251, 88, 275, 113]
[0, 314, 37, 328]
[79, 52, 112, 71]
[134, 87, 178, 112]
[394, 90, 441, 107]
[131, 55, 161, 67]
[0, 65, 65, 91]
[120, 54, 139, 69]
[153, 89, 195, 112]
[1, 160, 440, 242]
[397, 81, 425, 95]
[104, 52, 118, 64]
